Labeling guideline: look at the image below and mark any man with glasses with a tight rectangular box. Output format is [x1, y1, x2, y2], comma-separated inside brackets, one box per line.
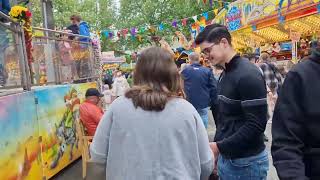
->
[195, 24, 269, 179]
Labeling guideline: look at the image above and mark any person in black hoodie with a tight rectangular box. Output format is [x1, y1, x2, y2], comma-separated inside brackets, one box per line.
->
[272, 37, 320, 180]
[67, 15, 80, 40]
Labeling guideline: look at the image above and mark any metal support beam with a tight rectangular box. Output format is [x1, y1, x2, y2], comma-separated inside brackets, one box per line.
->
[40, 0, 55, 30]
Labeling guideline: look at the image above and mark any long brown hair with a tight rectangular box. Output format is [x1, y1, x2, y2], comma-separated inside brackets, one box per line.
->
[125, 47, 182, 111]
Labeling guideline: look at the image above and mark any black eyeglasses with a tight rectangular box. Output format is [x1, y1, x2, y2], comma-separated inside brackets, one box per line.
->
[202, 43, 218, 55]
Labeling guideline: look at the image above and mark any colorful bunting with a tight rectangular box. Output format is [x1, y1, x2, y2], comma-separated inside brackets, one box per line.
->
[122, 29, 128, 38]
[149, 26, 156, 33]
[137, 35, 142, 42]
[131, 28, 137, 36]
[172, 20, 178, 28]
[224, 2, 229, 10]
[199, 17, 206, 27]
[209, 0, 213, 7]
[202, 12, 209, 20]
[138, 27, 146, 34]
[287, 0, 292, 9]
[182, 18, 188, 26]
[278, 0, 285, 18]
[192, 15, 198, 23]
[191, 22, 199, 31]
[317, 3, 320, 13]
[200, 26, 205, 32]
[251, 25, 257, 31]
[279, 16, 285, 24]
[103, 31, 109, 38]
[159, 23, 164, 31]
[109, 32, 114, 39]
[101, 9, 217, 41]
[214, 9, 219, 16]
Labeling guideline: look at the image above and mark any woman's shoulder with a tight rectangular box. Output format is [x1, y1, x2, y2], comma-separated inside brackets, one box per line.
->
[166, 98, 198, 113]
[109, 96, 131, 107]
[109, 97, 197, 114]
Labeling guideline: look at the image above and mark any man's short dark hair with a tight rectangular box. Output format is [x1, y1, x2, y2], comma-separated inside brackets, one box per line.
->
[70, 15, 81, 22]
[195, 24, 232, 45]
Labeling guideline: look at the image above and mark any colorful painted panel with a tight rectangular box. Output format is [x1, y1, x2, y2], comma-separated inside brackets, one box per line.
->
[0, 92, 43, 180]
[35, 82, 97, 179]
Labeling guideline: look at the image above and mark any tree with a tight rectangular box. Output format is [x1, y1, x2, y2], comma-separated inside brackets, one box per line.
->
[27, 0, 235, 52]
[29, 0, 115, 30]
[102, 0, 215, 52]
[29, 0, 42, 26]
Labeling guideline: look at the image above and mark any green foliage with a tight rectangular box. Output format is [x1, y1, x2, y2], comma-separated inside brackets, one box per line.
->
[28, 0, 42, 26]
[29, 0, 115, 30]
[28, 0, 235, 52]
[102, 0, 215, 52]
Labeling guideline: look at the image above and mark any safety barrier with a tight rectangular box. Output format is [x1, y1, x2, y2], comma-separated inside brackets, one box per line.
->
[0, 11, 31, 92]
[32, 27, 98, 86]
[0, 12, 101, 96]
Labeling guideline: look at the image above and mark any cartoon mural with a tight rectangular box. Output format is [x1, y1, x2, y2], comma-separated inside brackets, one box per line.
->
[0, 82, 97, 180]
[35, 82, 96, 179]
[0, 92, 43, 180]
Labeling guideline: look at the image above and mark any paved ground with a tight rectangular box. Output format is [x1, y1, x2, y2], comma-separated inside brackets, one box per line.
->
[52, 111, 279, 180]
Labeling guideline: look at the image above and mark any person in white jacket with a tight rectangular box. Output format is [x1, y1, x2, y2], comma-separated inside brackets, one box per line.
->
[112, 71, 130, 97]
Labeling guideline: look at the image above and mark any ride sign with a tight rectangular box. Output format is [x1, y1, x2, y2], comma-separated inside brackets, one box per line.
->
[226, 6, 242, 31]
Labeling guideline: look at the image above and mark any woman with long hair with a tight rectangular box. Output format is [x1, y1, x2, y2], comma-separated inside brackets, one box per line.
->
[90, 47, 214, 180]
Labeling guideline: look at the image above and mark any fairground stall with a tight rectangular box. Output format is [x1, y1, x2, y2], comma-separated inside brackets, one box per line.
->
[0, 7, 101, 180]
[213, 0, 320, 63]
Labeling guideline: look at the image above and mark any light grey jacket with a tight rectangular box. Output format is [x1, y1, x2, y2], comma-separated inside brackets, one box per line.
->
[90, 96, 214, 180]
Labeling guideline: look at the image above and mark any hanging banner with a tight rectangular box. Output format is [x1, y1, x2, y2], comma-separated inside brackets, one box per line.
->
[290, 30, 301, 63]
[226, 6, 242, 31]
[291, 41, 298, 63]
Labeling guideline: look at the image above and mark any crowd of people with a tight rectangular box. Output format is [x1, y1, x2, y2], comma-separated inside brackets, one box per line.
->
[78, 24, 320, 180]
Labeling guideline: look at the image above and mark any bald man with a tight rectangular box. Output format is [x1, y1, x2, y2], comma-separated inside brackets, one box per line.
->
[181, 53, 217, 128]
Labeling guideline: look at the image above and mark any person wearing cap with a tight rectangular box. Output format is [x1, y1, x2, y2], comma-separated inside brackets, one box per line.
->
[80, 88, 104, 136]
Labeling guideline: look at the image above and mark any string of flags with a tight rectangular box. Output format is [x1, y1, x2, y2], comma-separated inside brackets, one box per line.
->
[101, 9, 223, 41]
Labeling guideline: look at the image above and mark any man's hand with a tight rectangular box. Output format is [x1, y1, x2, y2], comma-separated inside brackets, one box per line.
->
[210, 142, 220, 175]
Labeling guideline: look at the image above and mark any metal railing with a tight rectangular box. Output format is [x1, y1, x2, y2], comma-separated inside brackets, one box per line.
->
[31, 27, 98, 86]
[0, 11, 31, 92]
[0, 11, 100, 96]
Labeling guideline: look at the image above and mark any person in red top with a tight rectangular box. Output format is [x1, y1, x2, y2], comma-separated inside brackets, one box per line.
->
[80, 88, 104, 136]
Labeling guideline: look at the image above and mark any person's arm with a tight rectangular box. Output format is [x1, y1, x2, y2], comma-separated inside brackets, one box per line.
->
[216, 73, 268, 155]
[90, 108, 113, 164]
[1, 0, 11, 15]
[194, 112, 214, 179]
[271, 72, 307, 180]
[90, 106, 103, 124]
[208, 71, 218, 107]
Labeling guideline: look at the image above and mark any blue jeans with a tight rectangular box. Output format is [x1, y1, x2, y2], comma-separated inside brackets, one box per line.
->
[218, 149, 269, 180]
[196, 107, 209, 128]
